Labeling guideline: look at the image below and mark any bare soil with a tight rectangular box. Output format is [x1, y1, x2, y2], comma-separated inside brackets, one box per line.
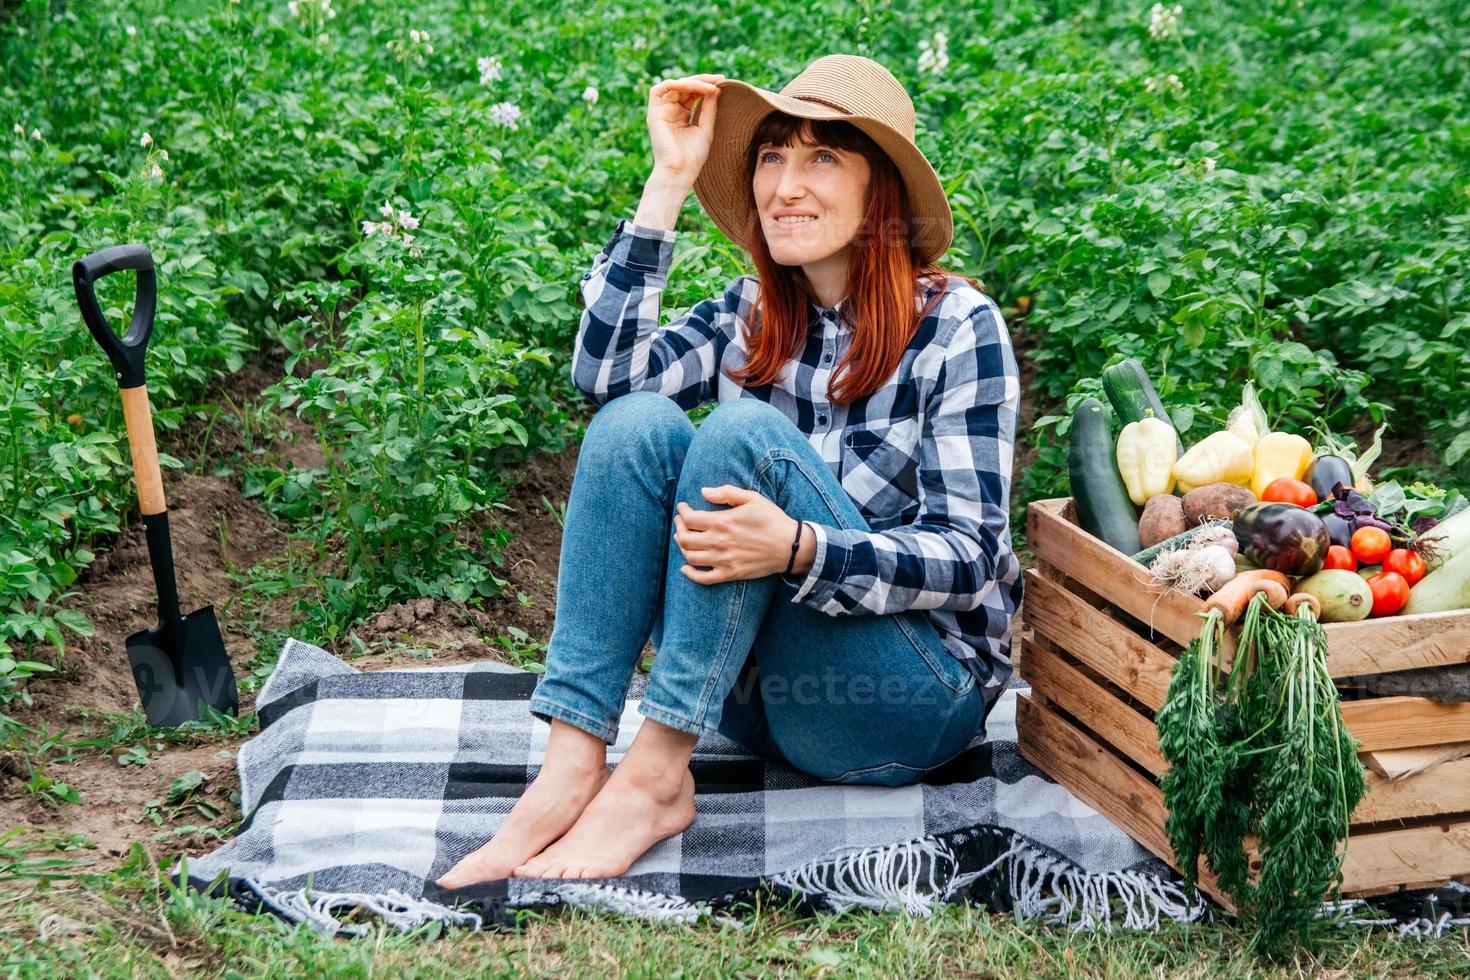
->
[0, 357, 581, 865]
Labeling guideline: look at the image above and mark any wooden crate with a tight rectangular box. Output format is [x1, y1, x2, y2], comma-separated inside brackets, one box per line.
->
[1018, 497, 1470, 909]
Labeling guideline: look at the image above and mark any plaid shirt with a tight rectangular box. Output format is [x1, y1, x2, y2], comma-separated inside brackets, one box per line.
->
[573, 218, 1023, 701]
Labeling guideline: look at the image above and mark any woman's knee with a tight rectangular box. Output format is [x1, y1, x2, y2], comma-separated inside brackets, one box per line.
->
[582, 390, 695, 461]
[688, 398, 795, 464]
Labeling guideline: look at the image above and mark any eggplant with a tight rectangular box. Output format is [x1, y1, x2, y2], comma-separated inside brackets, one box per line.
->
[1307, 454, 1354, 502]
[1233, 503, 1332, 576]
[1321, 511, 1354, 549]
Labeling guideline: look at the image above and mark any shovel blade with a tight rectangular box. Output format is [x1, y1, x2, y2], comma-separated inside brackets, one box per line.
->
[125, 604, 239, 727]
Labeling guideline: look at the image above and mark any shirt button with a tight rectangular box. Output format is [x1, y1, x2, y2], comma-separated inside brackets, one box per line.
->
[822, 352, 832, 362]
[817, 414, 828, 425]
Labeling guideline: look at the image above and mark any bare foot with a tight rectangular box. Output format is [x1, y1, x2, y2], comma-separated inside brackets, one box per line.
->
[437, 728, 610, 889]
[512, 762, 696, 879]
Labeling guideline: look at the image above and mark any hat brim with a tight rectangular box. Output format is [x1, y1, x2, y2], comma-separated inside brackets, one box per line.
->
[690, 79, 954, 265]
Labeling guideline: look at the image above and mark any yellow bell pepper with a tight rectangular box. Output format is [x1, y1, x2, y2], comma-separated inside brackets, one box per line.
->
[1172, 430, 1254, 494]
[1115, 417, 1177, 505]
[1251, 431, 1314, 497]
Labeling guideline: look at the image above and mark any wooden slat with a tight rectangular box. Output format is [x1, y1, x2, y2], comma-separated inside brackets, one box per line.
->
[1323, 612, 1470, 678]
[1030, 497, 1470, 678]
[1016, 692, 1236, 911]
[1028, 499, 1207, 648]
[1024, 570, 1177, 712]
[1356, 757, 1470, 824]
[1339, 697, 1470, 752]
[1023, 637, 1169, 776]
[1362, 742, 1470, 780]
[1338, 823, 1470, 894]
[1017, 693, 1470, 901]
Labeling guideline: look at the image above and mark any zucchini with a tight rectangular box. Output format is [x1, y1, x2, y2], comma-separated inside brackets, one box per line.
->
[1068, 398, 1142, 556]
[1102, 359, 1184, 455]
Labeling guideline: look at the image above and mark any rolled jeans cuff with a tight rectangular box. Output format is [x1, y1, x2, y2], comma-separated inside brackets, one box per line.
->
[636, 698, 721, 740]
[527, 694, 620, 745]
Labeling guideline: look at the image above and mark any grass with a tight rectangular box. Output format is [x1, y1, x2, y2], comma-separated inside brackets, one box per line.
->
[1, 836, 1466, 978]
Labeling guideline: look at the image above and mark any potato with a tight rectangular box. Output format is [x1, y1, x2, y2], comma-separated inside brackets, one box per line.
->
[1182, 483, 1257, 527]
[1139, 494, 1188, 549]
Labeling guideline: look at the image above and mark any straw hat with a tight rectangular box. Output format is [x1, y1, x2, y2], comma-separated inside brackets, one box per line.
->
[692, 54, 953, 265]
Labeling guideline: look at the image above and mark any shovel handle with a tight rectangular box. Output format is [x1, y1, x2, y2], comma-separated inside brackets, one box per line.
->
[73, 244, 166, 515]
[120, 387, 167, 516]
[72, 243, 157, 390]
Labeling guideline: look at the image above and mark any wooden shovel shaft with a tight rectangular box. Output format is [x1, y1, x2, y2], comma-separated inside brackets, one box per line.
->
[120, 385, 167, 516]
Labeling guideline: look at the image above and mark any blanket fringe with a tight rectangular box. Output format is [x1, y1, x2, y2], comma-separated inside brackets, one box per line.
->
[768, 834, 955, 916]
[769, 826, 1210, 930]
[239, 877, 484, 936]
[507, 882, 738, 927]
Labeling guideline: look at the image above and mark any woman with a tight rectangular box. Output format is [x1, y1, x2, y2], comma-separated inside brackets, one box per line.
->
[439, 54, 1023, 887]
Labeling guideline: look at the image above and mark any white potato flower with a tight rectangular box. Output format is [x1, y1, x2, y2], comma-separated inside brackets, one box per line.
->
[478, 56, 503, 85]
[140, 132, 153, 147]
[1148, 3, 1183, 41]
[489, 101, 522, 129]
[582, 85, 599, 105]
[12, 123, 24, 137]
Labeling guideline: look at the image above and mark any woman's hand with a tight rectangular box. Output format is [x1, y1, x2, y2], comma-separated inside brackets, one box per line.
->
[647, 74, 725, 186]
[674, 486, 799, 584]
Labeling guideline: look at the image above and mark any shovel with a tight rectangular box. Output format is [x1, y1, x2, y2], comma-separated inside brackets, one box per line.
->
[73, 244, 240, 727]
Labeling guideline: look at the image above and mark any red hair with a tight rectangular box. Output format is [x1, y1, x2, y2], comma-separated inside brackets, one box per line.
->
[721, 112, 980, 406]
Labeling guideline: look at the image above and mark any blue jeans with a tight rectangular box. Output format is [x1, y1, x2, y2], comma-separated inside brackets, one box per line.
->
[527, 391, 989, 787]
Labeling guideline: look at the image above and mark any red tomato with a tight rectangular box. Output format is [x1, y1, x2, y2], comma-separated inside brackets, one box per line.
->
[1383, 548, 1427, 586]
[1351, 527, 1393, 565]
[1323, 545, 1358, 571]
[1260, 478, 1318, 507]
[1366, 571, 1410, 618]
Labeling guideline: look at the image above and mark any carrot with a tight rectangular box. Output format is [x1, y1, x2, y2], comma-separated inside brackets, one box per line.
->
[1283, 592, 1321, 619]
[1202, 569, 1291, 626]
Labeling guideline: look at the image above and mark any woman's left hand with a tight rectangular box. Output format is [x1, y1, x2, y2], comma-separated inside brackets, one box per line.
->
[674, 486, 797, 584]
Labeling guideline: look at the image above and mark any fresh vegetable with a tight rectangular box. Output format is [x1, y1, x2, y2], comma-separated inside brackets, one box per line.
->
[1182, 484, 1256, 527]
[1159, 572, 1365, 958]
[1152, 544, 1237, 595]
[1293, 569, 1373, 622]
[1260, 478, 1317, 507]
[1356, 564, 1382, 581]
[1202, 568, 1291, 622]
[1068, 398, 1143, 556]
[1173, 431, 1255, 494]
[1116, 417, 1178, 505]
[1250, 431, 1314, 498]
[1305, 454, 1354, 502]
[1244, 600, 1365, 955]
[1309, 422, 1385, 495]
[1225, 381, 1268, 446]
[1101, 359, 1184, 454]
[1419, 507, 1470, 567]
[1282, 592, 1321, 618]
[1366, 571, 1410, 617]
[1402, 549, 1470, 615]
[1383, 548, 1427, 586]
[1321, 511, 1354, 549]
[1350, 526, 1392, 565]
[1323, 545, 1357, 571]
[1138, 494, 1188, 549]
[1132, 523, 1230, 567]
[1233, 503, 1331, 576]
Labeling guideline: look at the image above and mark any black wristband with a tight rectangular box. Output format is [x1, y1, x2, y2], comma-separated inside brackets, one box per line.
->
[784, 520, 805, 576]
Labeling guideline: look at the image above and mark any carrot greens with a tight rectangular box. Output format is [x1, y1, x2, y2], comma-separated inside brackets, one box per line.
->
[1157, 592, 1366, 957]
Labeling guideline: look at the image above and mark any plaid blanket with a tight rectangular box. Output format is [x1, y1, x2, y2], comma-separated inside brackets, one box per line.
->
[181, 638, 1468, 937]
